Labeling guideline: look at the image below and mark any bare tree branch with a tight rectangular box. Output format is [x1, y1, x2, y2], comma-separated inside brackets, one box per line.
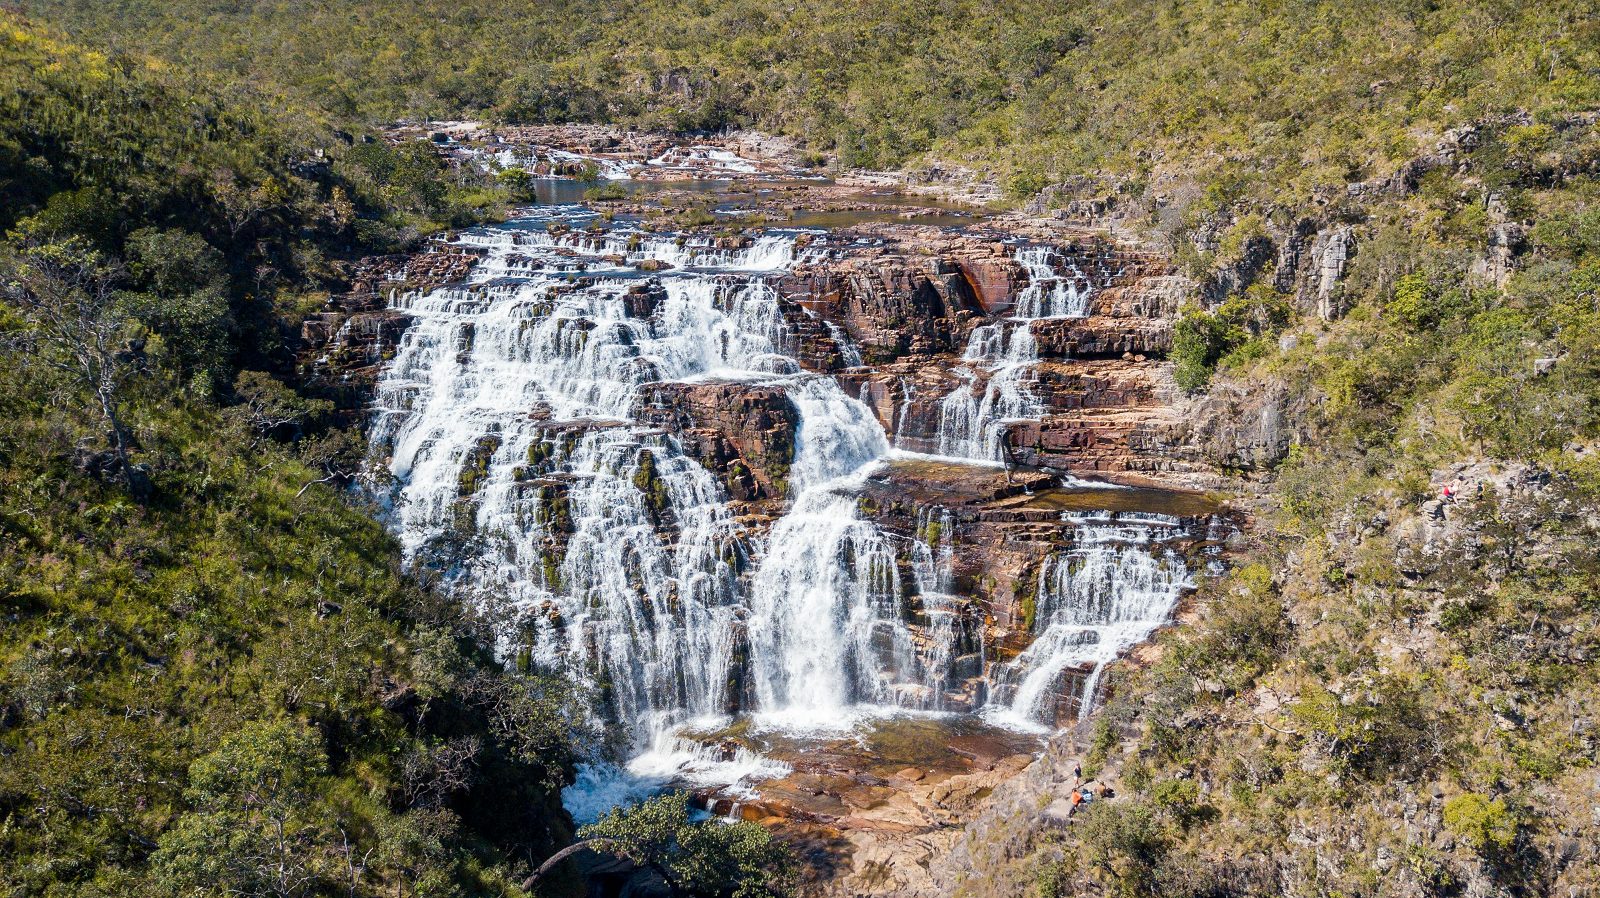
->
[520, 838, 624, 892]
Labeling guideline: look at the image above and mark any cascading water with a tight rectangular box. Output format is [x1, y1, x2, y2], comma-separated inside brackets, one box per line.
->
[743, 378, 965, 728]
[1011, 246, 1091, 319]
[372, 217, 962, 816]
[985, 511, 1208, 730]
[824, 320, 865, 367]
[906, 505, 970, 708]
[936, 321, 1045, 462]
[368, 209, 1225, 823]
[934, 245, 1093, 463]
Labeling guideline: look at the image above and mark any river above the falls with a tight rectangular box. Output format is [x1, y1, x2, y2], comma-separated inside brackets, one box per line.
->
[363, 206, 1230, 822]
[524, 177, 985, 228]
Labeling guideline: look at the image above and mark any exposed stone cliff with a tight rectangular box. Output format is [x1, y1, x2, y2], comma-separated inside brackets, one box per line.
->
[299, 216, 1279, 898]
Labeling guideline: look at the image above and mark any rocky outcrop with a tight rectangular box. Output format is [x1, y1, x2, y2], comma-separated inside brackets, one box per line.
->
[778, 257, 971, 361]
[348, 249, 480, 296]
[1171, 373, 1317, 473]
[1271, 217, 1319, 295]
[782, 225, 1229, 485]
[299, 304, 415, 427]
[952, 253, 1024, 314]
[1031, 317, 1171, 359]
[854, 459, 1232, 718]
[780, 226, 1174, 365]
[639, 382, 798, 502]
[1310, 226, 1353, 321]
[296, 245, 483, 424]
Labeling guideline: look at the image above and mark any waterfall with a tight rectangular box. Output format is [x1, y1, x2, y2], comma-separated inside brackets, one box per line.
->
[824, 320, 864, 367]
[743, 377, 965, 728]
[932, 245, 1094, 463]
[907, 505, 970, 709]
[372, 276, 797, 560]
[374, 221, 943, 761]
[892, 377, 917, 451]
[784, 377, 889, 491]
[746, 484, 903, 723]
[935, 322, 1044, 463]
[1011, 246, 1091, 319]
[986, 512, 1200, 730]
[910, 505, 955, 598]
[370, 214, 1216, 821]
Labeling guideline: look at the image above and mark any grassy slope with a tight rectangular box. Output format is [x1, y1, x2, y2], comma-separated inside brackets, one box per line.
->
[0, 15, 579, 897]
[21, 0, 1600, 189]
[10, 3, 1600, 897]
[1047, 250, 1600, 895]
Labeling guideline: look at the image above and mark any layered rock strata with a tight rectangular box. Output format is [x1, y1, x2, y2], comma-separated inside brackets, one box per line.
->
[295, 211, 1264, 898]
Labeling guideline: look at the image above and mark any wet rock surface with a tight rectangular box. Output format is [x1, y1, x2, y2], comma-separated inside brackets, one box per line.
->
[853, 458, 1234, 719]
[297, 159, 1261, 896]
[639, 381, 798, 504]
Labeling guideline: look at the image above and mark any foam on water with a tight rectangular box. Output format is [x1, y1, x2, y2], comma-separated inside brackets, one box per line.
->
[374, 221, 963, 819]
[371, 217, 1219, 822]
[984, 513, 1202, 728]
[933, 244, 1095, 463]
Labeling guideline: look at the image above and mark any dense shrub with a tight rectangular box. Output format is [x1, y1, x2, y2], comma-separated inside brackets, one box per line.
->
[0, 15, 583, 896]
[1172, 286, 1292, 390]
[26, 0, 1596, 186]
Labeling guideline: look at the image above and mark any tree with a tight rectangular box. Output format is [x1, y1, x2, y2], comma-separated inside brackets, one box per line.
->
[1171, 286, 1293, 391]
[295, 426, 369, 497]
[1448, 307, 1578, 457]
[1074, 802, 1168, 898]
[151, 721, 330, 898]
[1443, 793, 1518, 855]
[498, 167, 538, 202]
[210, 170, 286, 242]
[533, 792, 796, 898]
[122, 227, 234, 381]
[228, 370, 333, 440]
[2, 238, 143, 487]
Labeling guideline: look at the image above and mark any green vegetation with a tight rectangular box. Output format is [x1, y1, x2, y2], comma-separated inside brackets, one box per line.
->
[577, 792, 797, 898]
[19, 0, 1598, 187]
[6, 1, 1600, 896]
[0, 320, 585, 894]
[1035, 111, 1600, 893]
[499, 168, 539, 203]
[583, 182, 628, 202]
[1, 11, 520, 269]
[0, 13, 590, 896]
[1171, 286, 1293, 391]
[1442, 793, 1518, 855]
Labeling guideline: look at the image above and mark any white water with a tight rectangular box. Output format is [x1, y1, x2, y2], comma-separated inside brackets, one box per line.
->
[984, 512, 1199, 731]
[373, 222, 964, 813]
[933, 245, 1094, 463]
[935, 320, 1045, 463]
[371, 218, 1214, 823]
[1011, 246, 1091, 319]
[486, 143, 772, 182]
[563, 732, 794, 824]
[824, 320, 865, 367]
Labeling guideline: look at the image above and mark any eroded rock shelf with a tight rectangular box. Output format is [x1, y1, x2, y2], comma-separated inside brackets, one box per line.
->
[297, 186, 1244, 895]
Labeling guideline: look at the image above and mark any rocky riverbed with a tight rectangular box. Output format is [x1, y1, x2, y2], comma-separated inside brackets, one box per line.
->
[292, 128, 1273, 895]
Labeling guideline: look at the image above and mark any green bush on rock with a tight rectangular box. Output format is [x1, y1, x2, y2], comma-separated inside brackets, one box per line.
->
[1442, 793, 1517, 855]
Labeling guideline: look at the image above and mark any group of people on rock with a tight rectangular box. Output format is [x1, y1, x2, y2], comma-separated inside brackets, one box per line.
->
[1065, 761, 1112, 815]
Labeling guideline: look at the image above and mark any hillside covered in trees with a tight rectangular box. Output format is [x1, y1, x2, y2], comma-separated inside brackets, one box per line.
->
[5, 2, 1600, 898]
[0, 10, 597, 896]
[23, 0, 1600, 190]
